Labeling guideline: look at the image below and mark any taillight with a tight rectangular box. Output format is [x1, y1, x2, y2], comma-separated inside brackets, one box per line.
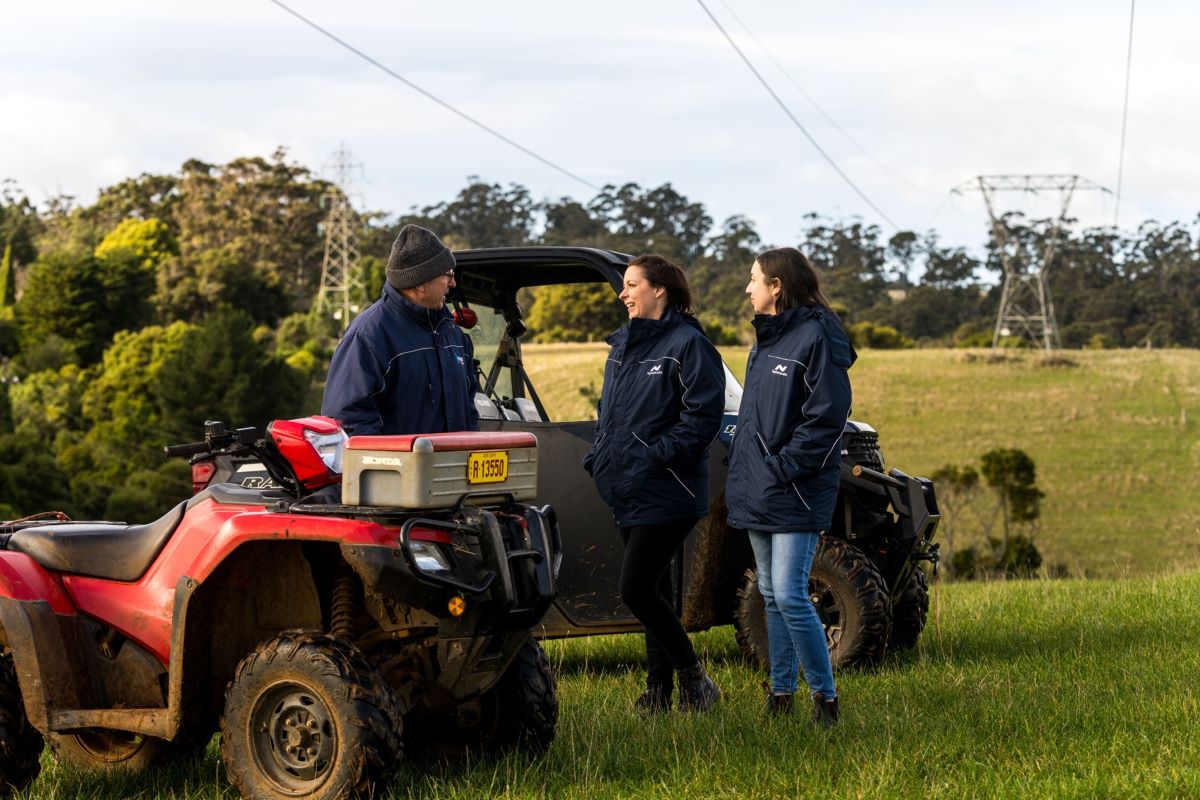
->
[191, 461, 217, 494]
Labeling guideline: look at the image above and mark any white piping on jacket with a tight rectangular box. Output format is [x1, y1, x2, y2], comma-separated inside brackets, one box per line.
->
[630, 430, 696, 499]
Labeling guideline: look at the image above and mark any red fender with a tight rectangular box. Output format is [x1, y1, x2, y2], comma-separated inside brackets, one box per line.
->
[62, 498, 400, 665]
[0, 552, 75, 614]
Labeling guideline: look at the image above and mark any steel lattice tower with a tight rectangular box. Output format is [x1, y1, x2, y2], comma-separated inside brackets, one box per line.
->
[953, 175, 1110, 352]
[316, 144, 364, 333]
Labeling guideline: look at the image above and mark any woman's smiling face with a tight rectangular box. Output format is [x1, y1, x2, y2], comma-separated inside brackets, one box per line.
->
[619, 265, 667, 320]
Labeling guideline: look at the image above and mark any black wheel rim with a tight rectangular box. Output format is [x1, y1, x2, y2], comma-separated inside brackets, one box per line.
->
[250, 681, 337, 794]
[71, 730, 148, 764]
[809, 576, 843, 652]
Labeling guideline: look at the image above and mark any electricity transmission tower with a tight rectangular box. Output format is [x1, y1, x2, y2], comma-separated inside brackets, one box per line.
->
[316, 144, 364, 334]
[953, 175, 1110, 352]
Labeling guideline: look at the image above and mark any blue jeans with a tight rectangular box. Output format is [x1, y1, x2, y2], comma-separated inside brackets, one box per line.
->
[747, 531, 836, 698]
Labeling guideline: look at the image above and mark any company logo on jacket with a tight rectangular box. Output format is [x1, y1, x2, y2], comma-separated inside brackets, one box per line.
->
[771, 363, 789, 376]
[646, 364, 664, 376]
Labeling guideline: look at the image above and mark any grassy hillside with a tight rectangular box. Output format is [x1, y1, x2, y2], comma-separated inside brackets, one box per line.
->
[521, 345, 1200, 577]
[31, 573, 1200, 798]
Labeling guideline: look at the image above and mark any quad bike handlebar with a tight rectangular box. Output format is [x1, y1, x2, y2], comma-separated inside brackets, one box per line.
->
[163, 421, 259, 460]
[163, 420, 309, 496]
[162, 440, 213, 458]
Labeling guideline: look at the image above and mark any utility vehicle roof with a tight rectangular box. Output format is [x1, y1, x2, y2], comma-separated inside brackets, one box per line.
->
[452, 246, 631, 306]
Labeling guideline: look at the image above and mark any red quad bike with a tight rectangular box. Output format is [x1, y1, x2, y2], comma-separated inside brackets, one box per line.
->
[0, 416, 562, 799]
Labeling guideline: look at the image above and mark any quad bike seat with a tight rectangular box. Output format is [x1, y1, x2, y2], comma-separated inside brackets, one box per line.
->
[6, 501, 187, 583]
[4, 485, 290, 582]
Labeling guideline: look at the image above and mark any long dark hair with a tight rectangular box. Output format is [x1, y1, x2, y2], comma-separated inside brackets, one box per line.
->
[628, 254, 695, 315]
[755, 247, 831, 311]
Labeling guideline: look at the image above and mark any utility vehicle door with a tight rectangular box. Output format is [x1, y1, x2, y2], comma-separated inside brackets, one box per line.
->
[453, 247, 741, 637]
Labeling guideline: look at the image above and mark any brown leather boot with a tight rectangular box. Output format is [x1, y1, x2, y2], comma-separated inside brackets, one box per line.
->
[762, 681, 794, 715]
[812, 692, 840, 727]
[766, 692, 795, 715]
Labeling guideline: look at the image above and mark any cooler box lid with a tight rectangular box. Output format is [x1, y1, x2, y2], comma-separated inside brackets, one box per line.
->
[346, 431, 538, 453]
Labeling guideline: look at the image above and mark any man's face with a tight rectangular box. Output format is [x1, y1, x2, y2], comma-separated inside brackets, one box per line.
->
[408, 269, 456, 309]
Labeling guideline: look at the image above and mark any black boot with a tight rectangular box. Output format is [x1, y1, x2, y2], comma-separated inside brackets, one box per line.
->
[634, 682, 672, 716]
[761, 681, 794, 715]
[677, 662, 720, 712]
[812, 692, 840, 727]
[767, 694, 795, 716]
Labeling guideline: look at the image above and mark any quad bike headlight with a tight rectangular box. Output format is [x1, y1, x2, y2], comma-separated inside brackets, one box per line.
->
[304, 429, 349, 473]
[408, 541, 452, 574]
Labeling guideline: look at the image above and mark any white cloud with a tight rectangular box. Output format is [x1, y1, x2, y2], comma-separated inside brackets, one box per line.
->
[0, 0, 1195, 252]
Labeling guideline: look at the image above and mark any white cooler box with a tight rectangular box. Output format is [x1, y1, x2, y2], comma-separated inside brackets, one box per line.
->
[341, 431, 538, 508]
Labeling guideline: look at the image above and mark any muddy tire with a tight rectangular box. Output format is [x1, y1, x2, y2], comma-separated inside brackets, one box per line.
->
[220, 630, 401, 800]
[732, 537, 892, 670]
[732, 568, 769, 669]
[888, 567, 930, 651]
[406, 637, 557, 760]
[811, 538, 892, 668]
[0, 654, 42, 795]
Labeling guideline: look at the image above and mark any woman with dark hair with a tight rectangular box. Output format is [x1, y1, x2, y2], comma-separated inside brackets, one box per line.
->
[725, 246, 856, 726]
[582, 253, 726, 713]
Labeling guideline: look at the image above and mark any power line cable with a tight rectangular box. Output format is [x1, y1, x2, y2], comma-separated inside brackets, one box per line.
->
[1114, 0, 1136, 226]
[693, 0, 898, 230]
[265, 0, 601, 193]
[715, 0, 931, 196]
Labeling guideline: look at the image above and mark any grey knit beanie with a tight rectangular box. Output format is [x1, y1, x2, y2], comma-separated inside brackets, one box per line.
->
[385, 224, 456, 290]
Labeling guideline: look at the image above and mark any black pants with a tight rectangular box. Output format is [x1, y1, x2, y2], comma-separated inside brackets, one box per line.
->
[619, 520, 699, 688]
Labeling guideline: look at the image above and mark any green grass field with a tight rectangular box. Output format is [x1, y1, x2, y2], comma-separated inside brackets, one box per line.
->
[27, 572, 1200, 799]
[521, 345, 1200, 578]
[22, 345, 1197, 798]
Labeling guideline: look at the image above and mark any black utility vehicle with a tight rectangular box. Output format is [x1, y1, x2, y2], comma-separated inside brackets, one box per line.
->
[209, 247, 941, 668]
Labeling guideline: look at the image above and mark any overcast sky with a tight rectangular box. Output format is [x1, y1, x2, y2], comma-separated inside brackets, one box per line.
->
[2, 1, 1195, 258]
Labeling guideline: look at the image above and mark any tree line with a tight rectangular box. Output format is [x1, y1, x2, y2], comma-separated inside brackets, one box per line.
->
[0, 151, 1197, 522]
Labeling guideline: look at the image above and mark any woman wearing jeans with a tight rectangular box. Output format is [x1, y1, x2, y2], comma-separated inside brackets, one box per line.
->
[582, 254, 726, 714]
[725, 247, 856, 725]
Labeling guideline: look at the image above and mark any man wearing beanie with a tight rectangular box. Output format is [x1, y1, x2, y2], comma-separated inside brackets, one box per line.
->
[321, 224, 479, 436]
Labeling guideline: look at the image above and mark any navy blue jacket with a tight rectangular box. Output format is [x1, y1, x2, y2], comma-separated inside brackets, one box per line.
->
[321, 284, 479, 436]
[726, 305, 856, 532]
[582, 310, 725, 527]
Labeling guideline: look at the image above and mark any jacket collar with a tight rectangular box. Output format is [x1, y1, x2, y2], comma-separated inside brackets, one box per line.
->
[383, 282, 451, 327]
[608, 307, 701, 347]
[752, 306, 857, 367]
[752, 305, 824, 345]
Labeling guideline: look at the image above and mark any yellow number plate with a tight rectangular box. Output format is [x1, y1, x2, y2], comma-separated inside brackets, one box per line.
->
[467, 451, 508, 484]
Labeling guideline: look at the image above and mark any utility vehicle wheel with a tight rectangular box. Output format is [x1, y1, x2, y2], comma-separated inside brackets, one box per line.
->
[810, 538, 892, 668]
[220, 630, 402, 800]
[0, 654, 42, 795]
[732, 568, 769, 670]
[407, 637, 557, 760]
[888, 567, 930, 651]
[732, 538, 893, 670]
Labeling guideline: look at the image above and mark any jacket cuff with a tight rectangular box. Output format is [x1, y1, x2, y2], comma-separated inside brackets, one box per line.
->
[764, 454, 791, 485]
